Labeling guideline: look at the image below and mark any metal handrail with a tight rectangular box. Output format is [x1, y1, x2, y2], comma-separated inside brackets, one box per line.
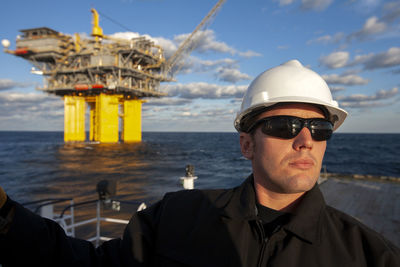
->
[65, 199, 135, 247]
[23, 198, 72, 206]
[58, 199, 97, 219]
[26, 197, 144, 247]
[22, 198, 73, 214]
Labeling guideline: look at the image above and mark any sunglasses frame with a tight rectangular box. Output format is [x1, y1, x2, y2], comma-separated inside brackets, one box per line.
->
[247, 115, 333, 141]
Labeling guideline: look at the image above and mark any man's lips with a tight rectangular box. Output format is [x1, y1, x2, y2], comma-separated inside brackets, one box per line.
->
[289, 159, 315, 170]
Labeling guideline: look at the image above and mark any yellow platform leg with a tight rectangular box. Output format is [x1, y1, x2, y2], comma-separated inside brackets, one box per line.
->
[64, 96, 86, 142]
[88, 102, 96, 141]
[94, 94, 120, 143]
[122, 99, 143, 142]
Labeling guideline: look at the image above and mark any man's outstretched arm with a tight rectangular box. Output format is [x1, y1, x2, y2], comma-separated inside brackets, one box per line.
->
[0, 186, 158, 267]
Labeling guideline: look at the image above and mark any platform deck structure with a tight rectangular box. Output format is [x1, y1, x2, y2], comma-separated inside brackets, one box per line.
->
[5, 11, 169, 143]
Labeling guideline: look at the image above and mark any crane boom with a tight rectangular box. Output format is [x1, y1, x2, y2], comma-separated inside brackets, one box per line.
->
[164, 0, 226, 77]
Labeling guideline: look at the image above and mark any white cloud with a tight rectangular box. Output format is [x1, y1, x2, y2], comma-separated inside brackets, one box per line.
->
[173, 30, 236, 55]
[143, 97, 192, 106]
[0, 92, 63, 122]
[340, 101, 386, 108]
[330, 86, 346, 92]
[110, 31, 142, 40]
[0, 79, 36, 91]
[173, 56, 238, 75]
[375, 87, 398, 99]
[278, 0, 295, 6]
[337, 87, 398, 108]
[313, 35, 332, 44]
[301, 0, 333, 11]
[201, 107, 236, 118]
[353, 0, 382, 13]
[307, 32, 345, 45]
[162, 82, 247, 99]
[362, 47, 400, 69]
[194, 57, 237, 72]
[277, 45, 290, 50]
[382, 1, 400, 23]
[350, 53, 375, 66]
[322, 73, 369, 85]
[341, 68, 362, 75]
[0, 79, 19, 91]
[349, 16, 387, 41]
[200, 58, 237, 68]
[319, 51, 350, 69]
[171, 30, 260, 58]
[181, 111, 193, 117]
[323, 47, 400, 70]
[238, 50, 262, 58]
[216, 67, 252, 83]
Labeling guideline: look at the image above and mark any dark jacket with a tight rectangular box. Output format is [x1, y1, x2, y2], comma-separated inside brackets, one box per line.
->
[0, 175, 399, 266]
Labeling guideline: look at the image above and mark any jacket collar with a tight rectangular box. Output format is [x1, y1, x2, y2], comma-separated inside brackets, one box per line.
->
[217, 175, 258, 220]
[283, 184, 326, 244]
[218, 174, 326, 244]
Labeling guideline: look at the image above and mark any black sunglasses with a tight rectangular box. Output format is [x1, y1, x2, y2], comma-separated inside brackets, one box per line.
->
[247, 115, 333, 141]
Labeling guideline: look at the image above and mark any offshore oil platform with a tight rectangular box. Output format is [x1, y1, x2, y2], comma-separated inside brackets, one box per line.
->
[2, 1, 225, 143]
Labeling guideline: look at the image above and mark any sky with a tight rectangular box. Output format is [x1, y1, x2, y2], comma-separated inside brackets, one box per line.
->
[0, 0, 399, 133]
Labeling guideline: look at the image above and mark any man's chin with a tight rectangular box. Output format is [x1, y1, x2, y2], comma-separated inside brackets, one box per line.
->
[281, 173, 318, 193]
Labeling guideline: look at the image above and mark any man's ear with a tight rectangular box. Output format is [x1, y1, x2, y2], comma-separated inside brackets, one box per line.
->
[240, 132, 254, 160]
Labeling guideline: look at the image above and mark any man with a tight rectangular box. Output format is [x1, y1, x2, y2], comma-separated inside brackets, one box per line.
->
[0, 60, 399, 266]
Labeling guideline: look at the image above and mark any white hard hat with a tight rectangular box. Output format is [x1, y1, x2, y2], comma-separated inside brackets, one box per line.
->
[234, 59, 347, 132]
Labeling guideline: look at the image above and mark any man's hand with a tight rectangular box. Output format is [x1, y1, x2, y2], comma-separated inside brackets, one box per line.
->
[0, 186, 13, 234]
[0, 186, 7, 209]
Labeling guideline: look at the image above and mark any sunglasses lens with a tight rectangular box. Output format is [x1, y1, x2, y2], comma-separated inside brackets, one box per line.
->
[310, 120, 333, 141]
[261, 117, 300, 139]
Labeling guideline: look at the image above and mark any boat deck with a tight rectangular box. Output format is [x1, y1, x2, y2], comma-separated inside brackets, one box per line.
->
[320, 177, 400, 247]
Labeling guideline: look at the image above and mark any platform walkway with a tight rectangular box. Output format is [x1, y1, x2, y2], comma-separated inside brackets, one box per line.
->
[320, 177, 400, 247]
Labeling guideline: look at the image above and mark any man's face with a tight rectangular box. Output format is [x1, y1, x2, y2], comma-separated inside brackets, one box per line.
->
[240, 103, 327, 194]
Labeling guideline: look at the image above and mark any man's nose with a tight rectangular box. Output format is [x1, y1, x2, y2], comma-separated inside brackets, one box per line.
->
[293, 127, 313, 150]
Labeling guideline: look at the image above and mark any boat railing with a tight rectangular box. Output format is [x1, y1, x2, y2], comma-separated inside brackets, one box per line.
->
[20, 167, 195, 247]
[23, 198, 76, 236]
[23, 198, 146, 247]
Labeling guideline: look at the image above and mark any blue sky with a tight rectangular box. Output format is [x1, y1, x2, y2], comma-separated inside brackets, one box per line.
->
[0, 0, 399, 133]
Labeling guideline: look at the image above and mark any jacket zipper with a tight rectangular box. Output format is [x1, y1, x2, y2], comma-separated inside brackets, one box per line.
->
[256, 219, 268, 267]
[256, 220, 283, 266]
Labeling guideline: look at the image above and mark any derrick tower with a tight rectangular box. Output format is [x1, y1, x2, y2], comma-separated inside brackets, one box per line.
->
[3, 1, 226, 143]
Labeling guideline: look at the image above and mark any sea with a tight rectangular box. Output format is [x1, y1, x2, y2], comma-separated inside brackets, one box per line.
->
[0, 131, 399, 207]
